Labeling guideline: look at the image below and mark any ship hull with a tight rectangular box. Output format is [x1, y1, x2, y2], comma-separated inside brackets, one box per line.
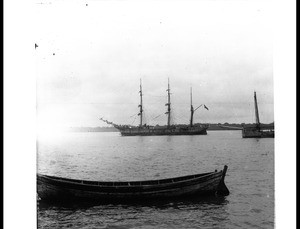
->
[242, 128, 274, 138]
[118, 126, 208, 136]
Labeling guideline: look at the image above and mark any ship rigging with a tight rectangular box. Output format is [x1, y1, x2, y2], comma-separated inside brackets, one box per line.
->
[100, 79, 209, 136]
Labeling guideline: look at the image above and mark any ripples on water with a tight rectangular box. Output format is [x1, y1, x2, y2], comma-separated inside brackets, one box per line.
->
[37, 131, 274, 228]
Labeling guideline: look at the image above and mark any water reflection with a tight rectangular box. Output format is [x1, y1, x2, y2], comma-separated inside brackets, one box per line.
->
[166, 136, 172, 142]
[38, 196, 230, 228]
[39, 195, 229, 211]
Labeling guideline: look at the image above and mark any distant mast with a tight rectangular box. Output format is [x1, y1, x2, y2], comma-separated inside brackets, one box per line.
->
[165, 78, 171, 127]
[190, 87, 194, 127]
[254, 91, 260, 129]
[138, 79, 143, 127]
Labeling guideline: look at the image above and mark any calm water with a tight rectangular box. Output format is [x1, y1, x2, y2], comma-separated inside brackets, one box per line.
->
[37, 130, 274, 229]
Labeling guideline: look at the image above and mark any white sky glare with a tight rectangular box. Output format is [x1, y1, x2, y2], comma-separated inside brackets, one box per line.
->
[36, 0, 274, 128]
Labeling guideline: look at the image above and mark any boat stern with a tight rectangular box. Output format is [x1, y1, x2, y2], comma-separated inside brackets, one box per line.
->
[215, 165, 230, 196]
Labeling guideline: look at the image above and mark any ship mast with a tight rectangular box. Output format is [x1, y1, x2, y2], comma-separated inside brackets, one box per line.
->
[190, 87, 194, 127]
[254, 91, 260, 129]
[138, 79, 143, 127]
[165, 78, 171, 127]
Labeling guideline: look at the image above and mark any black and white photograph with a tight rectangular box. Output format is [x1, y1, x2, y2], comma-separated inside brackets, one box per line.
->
[4, 0, 296, 228]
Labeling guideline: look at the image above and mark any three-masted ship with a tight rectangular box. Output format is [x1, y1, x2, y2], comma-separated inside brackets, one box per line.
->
[242, 92, 274, 138]
[100, 79, 209, 136]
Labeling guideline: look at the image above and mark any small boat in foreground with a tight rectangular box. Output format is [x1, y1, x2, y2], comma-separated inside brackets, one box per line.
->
[37, 165, 229, 202]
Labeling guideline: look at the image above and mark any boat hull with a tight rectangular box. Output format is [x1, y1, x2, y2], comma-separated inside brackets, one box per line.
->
[242, 128, 274, 138]
[118, 126, 208, 136]
[37, 166, 229, 202]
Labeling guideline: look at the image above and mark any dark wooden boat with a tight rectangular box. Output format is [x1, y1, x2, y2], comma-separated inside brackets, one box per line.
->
[37, 165, 229, 202]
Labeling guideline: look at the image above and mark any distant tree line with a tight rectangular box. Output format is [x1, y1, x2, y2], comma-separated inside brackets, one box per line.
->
[68, 126, 119, 132]
[68, 122, 274, 132]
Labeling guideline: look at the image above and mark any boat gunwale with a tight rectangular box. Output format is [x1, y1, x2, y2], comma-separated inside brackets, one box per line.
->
[37, 170, 222, 188]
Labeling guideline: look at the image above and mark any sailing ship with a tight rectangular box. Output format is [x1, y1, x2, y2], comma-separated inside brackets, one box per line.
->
[100, 79, 209, 136]
[242, 92, 274, 138]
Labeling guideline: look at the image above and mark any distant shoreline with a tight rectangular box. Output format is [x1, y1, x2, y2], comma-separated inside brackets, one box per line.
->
[68, 123, 274, 132]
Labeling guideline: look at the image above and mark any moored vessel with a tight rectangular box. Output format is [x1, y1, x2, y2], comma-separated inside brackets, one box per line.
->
[100, 79, 209, 136]
[37, 165, 229, 202]
[242, 92, 274, 138]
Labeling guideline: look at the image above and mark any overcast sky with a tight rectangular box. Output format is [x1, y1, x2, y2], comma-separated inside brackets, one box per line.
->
[36, 0, 274, 129]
